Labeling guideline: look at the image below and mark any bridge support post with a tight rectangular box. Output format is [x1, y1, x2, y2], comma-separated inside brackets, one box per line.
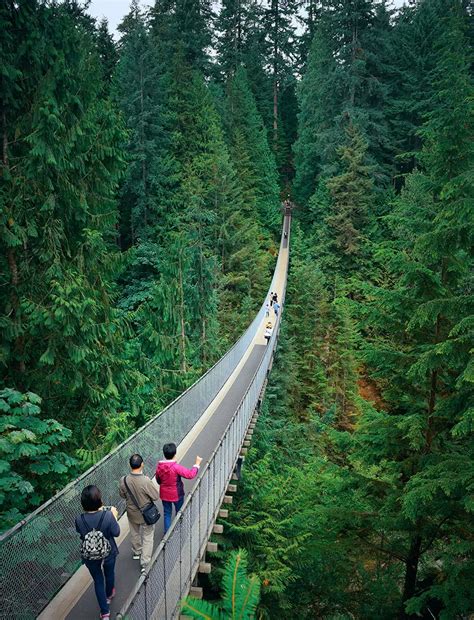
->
[199, 562, 212, 574]
[190, 587, 203, 599]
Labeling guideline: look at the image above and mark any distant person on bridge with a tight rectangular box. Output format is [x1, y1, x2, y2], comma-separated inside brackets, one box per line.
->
[119, 454, 160, 574]
[272, 292, 278, 304]
[75, 485, 120, 620]
[264, 322, 273, 345]
[269, 291, 274, 306]
[273, 301, 280, 317]
[156, 443, 202, 533]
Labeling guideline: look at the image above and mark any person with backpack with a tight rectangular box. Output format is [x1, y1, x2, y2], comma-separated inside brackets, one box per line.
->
[119, 454, 160, 574]
[155, 443, 202, 533]
[273, 301, 280, 317]
[75, 485, 120, 620]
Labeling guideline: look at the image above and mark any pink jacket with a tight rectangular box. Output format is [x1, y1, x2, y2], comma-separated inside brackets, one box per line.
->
[155, 460, 199, 502]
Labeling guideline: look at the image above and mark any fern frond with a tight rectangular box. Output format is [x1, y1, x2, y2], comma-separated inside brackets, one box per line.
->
[181, 597, 224, 620]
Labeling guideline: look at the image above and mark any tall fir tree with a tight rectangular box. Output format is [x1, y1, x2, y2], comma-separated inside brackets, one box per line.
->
[224, 67, 281, 231]
[0, 0, 133, 451]
[293, 0, 395, 219]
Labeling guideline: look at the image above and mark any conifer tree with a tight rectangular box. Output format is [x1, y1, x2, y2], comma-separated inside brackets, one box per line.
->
[389, 0, 457, 181]
[346, 5, 474, 613]
[215, 0, 250, 79]
[293, 24, 338, 213]
[293, 0, 394, 216]
[224, 67, 281, 231]
[323, 120, 374, 276]
[150, 0, 213, 73]
[0, 0, 131, 445]
[115, 2, 167, 247]
[263, 0, 298, 146]
[96, 18, 118, 92]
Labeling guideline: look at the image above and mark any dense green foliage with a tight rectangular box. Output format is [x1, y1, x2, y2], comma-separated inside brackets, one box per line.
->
[1, 0, 473, 618]
[0, 0, 279, 530]
[0, 388, 74, 531]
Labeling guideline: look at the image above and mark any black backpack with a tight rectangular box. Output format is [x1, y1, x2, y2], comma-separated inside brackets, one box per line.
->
[80, 511, 111, 561]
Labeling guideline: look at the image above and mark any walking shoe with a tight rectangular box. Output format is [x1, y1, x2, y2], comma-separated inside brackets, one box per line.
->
[106, 588, 116, 604]
[132, 553, 140, 560]
[141, 566, 147, 575]
[99, 614, 110, 619]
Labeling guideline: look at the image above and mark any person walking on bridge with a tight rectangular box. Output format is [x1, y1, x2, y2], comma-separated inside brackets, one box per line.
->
[273, 301, 280, 317]
[264, 321, 273, 345]
[156, 443, 202, 533]
[75, 485, 120, 619]
[119, 454, 160, 574]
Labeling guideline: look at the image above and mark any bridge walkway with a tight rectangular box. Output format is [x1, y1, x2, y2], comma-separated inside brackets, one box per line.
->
[38, 218, 289, 619]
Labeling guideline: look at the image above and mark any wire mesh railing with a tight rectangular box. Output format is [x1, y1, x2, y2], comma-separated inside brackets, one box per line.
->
[118, 286, 281, 620]
[0, 215, 290, 620]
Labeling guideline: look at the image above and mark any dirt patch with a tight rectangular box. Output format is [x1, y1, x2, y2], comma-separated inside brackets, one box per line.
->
[357, 371, 386, 411]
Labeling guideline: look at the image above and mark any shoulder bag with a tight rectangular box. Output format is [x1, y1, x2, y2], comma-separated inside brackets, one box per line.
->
[123, 476, 160, 525]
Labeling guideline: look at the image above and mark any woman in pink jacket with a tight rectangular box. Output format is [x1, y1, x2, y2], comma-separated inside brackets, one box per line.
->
[155, 443, 202, 532]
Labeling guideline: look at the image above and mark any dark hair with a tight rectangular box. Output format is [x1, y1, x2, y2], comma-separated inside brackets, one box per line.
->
[81, 485, 103, 511]
[163, 443, 177, 459]
[130, 453, 143, 469]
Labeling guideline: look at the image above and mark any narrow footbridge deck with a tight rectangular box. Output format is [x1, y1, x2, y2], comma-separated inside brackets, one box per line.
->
[0, 214, 291, 620]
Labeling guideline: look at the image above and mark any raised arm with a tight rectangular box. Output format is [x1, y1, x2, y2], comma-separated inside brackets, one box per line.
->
[175, 456, 202, 479]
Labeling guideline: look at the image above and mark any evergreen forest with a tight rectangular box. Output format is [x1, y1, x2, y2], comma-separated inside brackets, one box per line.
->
[0, 0, 473, 618]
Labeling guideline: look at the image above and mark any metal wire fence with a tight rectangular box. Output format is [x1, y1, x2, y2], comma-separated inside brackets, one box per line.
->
[118, 307, 279, 620]
[0, 215, 290, 620]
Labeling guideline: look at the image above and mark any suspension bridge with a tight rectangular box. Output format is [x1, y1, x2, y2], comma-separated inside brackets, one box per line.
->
[0, 212, 291, 620]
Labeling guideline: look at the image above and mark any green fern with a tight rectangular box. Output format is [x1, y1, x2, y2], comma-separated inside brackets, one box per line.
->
[181, 550, 260, 620]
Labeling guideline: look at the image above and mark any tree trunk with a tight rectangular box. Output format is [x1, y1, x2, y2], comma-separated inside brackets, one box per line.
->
[400, 534, 422, 618]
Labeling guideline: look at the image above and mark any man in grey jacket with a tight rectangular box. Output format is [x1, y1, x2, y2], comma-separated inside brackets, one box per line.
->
[119, 454, 159, 573]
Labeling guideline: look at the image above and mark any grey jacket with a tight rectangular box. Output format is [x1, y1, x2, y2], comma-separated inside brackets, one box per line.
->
[119, 472, 160, 525]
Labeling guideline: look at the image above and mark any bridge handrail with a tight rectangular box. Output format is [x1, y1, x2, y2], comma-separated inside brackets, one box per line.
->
[0, 217, 288, 620]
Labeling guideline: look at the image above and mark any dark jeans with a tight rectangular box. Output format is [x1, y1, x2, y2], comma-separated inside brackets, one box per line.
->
[163, 498, 184, 533]
[84, 553, 116, 615]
